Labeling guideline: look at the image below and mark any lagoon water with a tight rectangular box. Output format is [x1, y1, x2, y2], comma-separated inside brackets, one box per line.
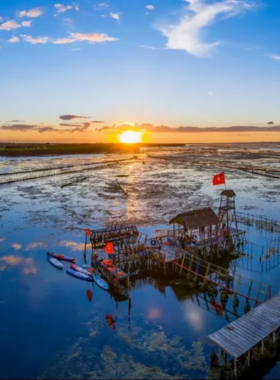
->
[1, 147, 280, 379]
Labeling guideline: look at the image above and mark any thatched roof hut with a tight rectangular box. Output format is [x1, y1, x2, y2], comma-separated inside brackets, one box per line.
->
[169, 207, 218, 230]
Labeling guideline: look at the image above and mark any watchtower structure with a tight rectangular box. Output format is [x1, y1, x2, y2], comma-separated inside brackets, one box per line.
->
[217, 190, 238, 233]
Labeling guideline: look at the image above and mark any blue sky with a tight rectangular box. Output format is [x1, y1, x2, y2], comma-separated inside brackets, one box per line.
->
[0, 0, 280, 142]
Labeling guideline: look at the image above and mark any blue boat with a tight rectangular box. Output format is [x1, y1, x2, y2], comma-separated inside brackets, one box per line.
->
[93, 273, 109, 290]
[66, 268, 93, 282]
[48, 256, 63, 270]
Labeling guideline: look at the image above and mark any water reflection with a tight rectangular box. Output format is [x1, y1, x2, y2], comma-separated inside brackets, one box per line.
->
[86, 289, 93, 302]
[12, 243, 22, 250]
[2, 148, 280, 379]
[25, 241, 46, 250]
[105, 314, 116, 330]
[57, 240, 89, 251]
[0, 255, 37, 275]
[147, 307, 161, 320]
[184, 307, 203, 331]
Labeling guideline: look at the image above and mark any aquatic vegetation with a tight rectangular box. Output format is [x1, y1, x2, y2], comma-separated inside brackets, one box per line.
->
[39, 317, 208, 379]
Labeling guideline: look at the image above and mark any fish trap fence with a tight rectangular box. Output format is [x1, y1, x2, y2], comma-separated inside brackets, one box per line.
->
[173, 250, 271, 306]
[236, 212, 280, 232]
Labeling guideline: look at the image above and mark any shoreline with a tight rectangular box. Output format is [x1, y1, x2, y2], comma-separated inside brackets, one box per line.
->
[0, 143, 140, 157]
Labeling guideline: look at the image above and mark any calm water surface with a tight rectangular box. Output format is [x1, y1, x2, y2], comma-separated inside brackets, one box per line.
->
[1, 151, 280, 379]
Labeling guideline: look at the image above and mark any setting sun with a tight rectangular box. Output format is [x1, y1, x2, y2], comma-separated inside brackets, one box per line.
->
[118, 130, 142, 144]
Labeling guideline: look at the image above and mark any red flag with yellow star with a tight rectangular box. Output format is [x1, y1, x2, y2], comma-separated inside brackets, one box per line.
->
[213, 172, 225, 186]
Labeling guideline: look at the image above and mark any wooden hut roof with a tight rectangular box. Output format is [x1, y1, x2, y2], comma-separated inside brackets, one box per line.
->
[169, 207, 218, 229]
[220, 189, 236, 197]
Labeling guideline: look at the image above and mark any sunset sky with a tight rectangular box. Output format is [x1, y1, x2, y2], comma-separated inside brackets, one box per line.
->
[1, 0, 280, 143]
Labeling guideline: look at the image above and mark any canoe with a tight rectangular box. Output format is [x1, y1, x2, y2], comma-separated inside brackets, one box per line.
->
[47, 252, 75, 262]
[70, 264, 93, 277]
[93, 273, 109, 290]
[48, 256, 63, 270]
[66, 268, 93, 282]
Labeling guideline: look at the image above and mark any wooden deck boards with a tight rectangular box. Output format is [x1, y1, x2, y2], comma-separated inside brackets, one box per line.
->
[209, 295, 280, 359]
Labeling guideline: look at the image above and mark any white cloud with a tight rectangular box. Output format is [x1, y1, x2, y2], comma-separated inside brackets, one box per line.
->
[208, 91, 214, 95]
[0, 20, 32, 30]
[96, 2, 108, 10]
[18, 8, 44, 18]
[21, 34, 49, 44]
[8, 35, 20, 43]
[52, 36, 75, 44]
[21, 20, 32, 27]
[139, 44, 156, 50]
[110, 12, 121, 21]
[146, 5, 155, 10]
[52, 32, 118, 44]
[243, 44, 262, 51]
[0, 20, 21, 30]
[63, 18, 73, 25]
[54, 3, 78, 15]
[55, 4, 72, 13]
[269, 54, 280, 62]
[0, 16, 2, 22]
[156, 0, 256, 57]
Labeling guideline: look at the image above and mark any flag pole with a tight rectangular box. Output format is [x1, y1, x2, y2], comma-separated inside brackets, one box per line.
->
[84, 232, 87, 262]
[224, 172, 226, 190]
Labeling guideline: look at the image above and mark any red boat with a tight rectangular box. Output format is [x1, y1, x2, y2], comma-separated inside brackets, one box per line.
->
[47, 252, 75, 263]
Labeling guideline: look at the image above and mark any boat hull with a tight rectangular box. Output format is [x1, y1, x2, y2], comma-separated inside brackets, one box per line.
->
[93, 274, 109, 290]
[70, 264, 93, 277]
[66, 268, 93, 281]
[47, 252, 75, 262]
[48, 257, 63, 270]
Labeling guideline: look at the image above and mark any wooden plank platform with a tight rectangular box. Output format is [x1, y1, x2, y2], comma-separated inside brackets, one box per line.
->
[209, 294, 280, 359]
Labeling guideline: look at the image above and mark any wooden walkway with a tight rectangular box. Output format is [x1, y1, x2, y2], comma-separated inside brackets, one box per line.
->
[209, 294, 280, 359]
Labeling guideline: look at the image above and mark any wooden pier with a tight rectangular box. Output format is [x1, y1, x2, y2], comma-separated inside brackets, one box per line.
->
[209, 294, 280, 378]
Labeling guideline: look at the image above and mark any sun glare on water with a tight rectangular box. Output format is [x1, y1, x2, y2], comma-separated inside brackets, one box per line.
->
[118, 130, 142, 144]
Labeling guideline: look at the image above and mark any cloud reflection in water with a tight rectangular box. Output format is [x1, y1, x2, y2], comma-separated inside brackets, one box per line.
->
[183, 304, 203, 331]
[0, 255, 37, 275]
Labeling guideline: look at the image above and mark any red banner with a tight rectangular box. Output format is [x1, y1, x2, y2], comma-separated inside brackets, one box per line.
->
[212, 172, 225, 186]
[84, 228, 91, 237]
